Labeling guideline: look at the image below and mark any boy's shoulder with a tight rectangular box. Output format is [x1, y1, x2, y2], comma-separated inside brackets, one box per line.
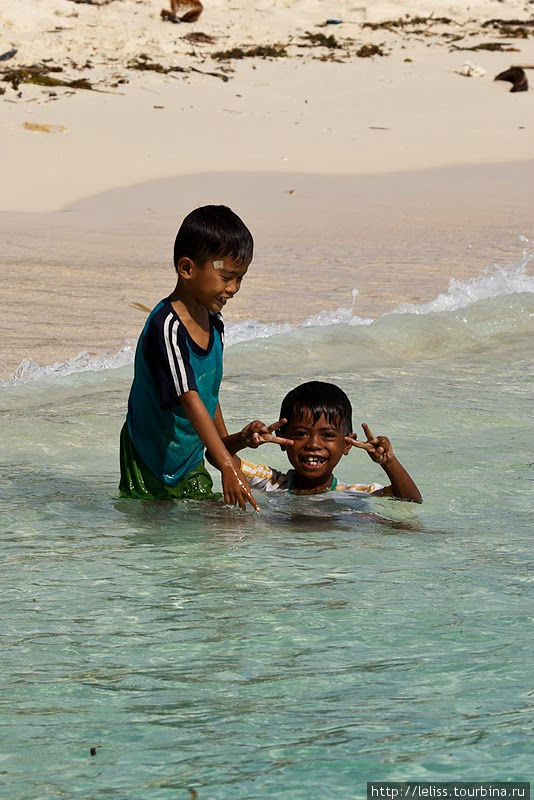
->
[142, 300, 224, 339]
[239, 459, 291, 492]
[141, 299, 171, 335]
[210, 310, 224, 338]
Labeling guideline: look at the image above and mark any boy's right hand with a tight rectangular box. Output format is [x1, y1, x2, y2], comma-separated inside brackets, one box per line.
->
[221, 463, 260, 511]
[240, 419, 294, 449]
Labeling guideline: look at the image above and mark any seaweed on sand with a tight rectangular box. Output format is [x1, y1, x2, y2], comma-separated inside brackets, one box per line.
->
[211, 44, 287, 61]
[182, 32, 215, 44]
[301, 32, 340, 49]
[451, 42, 520, 52]
[481, 18, 534, 28]
[481, 19, 533, 39]
[356, 44, 386, 58]
[363, 15, 454, 32]
[128, 55, 186, 74]
[128, 54, 228, 81]
[1, 64, 94, 91]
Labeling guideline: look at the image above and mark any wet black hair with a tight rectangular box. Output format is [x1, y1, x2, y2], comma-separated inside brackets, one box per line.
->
[173, 205, 254, 269]
[279, 381, 353, 436]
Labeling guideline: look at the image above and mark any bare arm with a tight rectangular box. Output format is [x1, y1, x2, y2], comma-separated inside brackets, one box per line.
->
[346, 423, 422, 503]
[221, 419, 293, 456]
[213, 402, 229, 438]
[179, 391, 259, 511]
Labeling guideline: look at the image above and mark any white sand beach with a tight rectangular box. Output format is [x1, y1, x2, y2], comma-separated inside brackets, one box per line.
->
[1, 0, 533, 377]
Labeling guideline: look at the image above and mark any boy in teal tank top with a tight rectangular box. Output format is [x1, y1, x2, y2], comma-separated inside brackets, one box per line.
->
[120, 205, 287, 508]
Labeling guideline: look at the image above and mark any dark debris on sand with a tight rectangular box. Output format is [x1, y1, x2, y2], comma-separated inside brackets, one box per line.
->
[356, 44, 386, 58]
[494, 65, 529, 92]
[1, 10, 533, 98]
[182, 32, 216, 45]
[128, 54, 186, 74]
[452, 41, 520, 52]
[128, 53, 228, 81]
[1, 63, 95, 92]
[301, 32, 341, 49]
[211, 44, 288, 61]
[362, 15, 455, 32]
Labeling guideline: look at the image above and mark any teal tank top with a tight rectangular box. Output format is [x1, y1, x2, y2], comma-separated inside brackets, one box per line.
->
[127, 299, 224, 486]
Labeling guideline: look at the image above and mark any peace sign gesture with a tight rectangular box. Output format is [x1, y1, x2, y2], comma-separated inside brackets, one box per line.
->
[240, 419, 294, 450]
[345, 423, 395, 465]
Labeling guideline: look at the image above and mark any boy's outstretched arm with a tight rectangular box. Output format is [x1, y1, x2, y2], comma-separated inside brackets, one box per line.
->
[213, 402, 229, 438]
[222, 419, 293, 456]
[346, 423, 422, 503]
[179, 391, 260, 511]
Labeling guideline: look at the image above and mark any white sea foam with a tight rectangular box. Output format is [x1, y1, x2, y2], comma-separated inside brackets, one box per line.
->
[391, 249, 534, 316]
[10, 341, 136, 383]
[7, 301, 371, 383]
[225, 291, 372, 348]
[7, 254, 533, 384]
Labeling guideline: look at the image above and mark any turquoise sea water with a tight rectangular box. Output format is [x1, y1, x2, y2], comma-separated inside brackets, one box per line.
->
[1, 254, 533, 798]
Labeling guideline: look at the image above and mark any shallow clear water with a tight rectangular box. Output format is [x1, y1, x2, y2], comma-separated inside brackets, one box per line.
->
[1, 257, 533, 798]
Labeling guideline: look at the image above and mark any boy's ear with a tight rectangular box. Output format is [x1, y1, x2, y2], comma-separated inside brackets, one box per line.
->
[176, 256, 195, 279]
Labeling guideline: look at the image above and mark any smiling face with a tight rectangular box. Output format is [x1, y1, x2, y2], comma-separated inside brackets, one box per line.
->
[178, 255, 248, 314]
[283, 410, 352, 493]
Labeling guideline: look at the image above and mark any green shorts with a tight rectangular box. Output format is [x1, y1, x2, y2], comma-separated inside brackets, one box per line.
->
[119, 422, 221, 501]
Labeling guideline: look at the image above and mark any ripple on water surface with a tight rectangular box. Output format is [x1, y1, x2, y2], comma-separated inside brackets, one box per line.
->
[1, 259, 533, 797]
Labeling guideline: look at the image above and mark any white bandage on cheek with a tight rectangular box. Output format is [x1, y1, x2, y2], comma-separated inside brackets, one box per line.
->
[213, 260, 224, 270]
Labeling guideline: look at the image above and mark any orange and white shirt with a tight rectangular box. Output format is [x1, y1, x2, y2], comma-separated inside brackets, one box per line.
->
[239, 459, 383, 495]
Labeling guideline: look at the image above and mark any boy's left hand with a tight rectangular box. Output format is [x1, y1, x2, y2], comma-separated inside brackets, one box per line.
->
[345, 423, 395, 465]
[241, 419, 294, 449]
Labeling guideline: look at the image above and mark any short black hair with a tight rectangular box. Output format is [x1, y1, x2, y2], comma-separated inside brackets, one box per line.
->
[173, 205, 253, 269]
[279, 381, 353, 436]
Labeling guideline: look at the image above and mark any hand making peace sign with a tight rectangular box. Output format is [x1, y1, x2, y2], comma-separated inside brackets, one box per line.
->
[345, 423, 395, 465]
[240, 419, 294, 449]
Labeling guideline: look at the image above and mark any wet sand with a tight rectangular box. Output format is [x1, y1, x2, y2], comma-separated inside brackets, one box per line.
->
[1, 1, 533, 378]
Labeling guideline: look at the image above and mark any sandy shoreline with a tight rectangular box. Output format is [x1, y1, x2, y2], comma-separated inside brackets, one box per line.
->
[2, 47, 533, 213]
[1, 0, 533, 378]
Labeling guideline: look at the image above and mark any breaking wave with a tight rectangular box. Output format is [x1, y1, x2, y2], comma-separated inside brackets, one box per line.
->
[7, 251, 534, 384]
